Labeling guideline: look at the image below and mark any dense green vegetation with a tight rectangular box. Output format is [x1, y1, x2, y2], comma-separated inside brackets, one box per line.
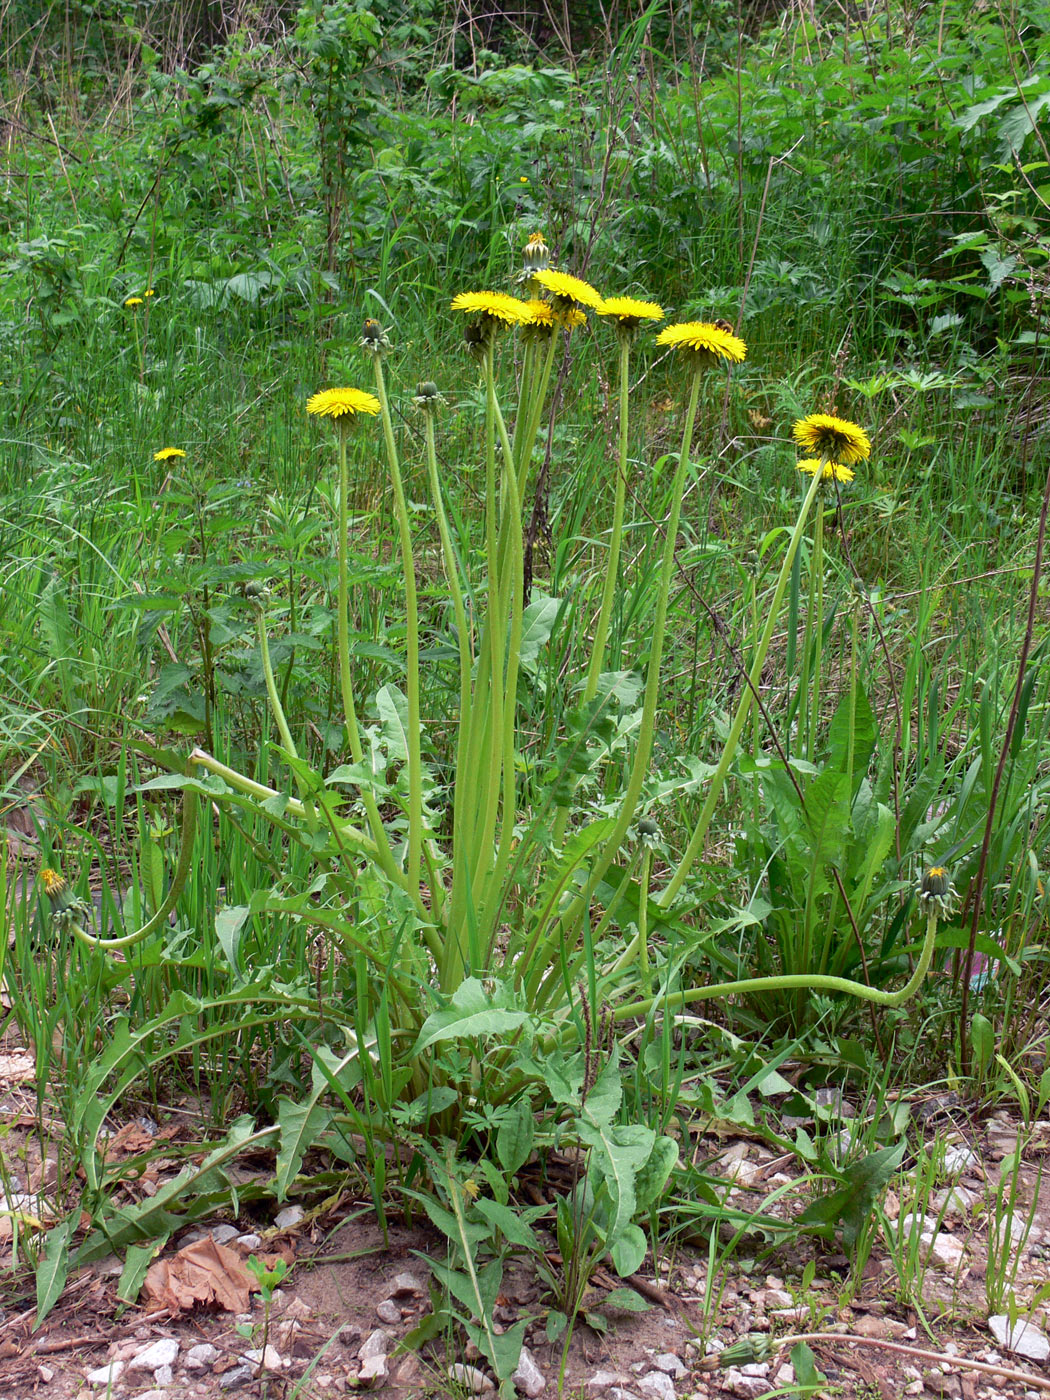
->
[1, 0, 1048, 1364]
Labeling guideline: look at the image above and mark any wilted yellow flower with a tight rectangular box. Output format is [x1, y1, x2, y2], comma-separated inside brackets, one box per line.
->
[797, 458, 854, 483]
[532, 268, 603, 310]
[656, 321, 747, 363]
[450, 291, 529, 325]
[306, 387, 381, 420]
[153, 447, 186, 462]
[792, 413, 871, 464]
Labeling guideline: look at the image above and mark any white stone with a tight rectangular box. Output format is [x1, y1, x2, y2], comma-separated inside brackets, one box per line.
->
[903, 1383, 923, 1397]
[988, 1315, 1050, 1362]
[154, 1367, 173, 1386]
[209, 1223, 240, 1244]
[86, 1362, 125, 1386]
[449, 1363, 496, 1393]
[375, 1299, 401, 1324]
[512, 1346, 545, 1397]
[922, 1231, 966, 1271]
[274, 1204, 305, 1230]
[586, 1371, 624, 1391]
[931, 1186, 978, 1216]
[720, 1368, 768, 1399]
[236, 1233, 262, 1249]
[638, 1372, 675, 1400]
[653, 1355, 687, 1379]
[773, 1364, 794, 1386]
[996, 1213, 1035, 1248]
[359, 1330, 393, 1360]
[738, 1363, 769, 1377]
[242, 1346, 282, 1371]
[135, 1391, 168, 1400]
[129, 1339, 180, 1372]
[942, 1145, 979, 1175]
[184, 1343, 219, 1370]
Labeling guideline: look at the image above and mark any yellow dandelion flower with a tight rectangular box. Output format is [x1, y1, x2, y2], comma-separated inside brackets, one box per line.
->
[532, 268, 603, 310]
[656, 321, 747, 363]
[792, 413, 871, 465]
[520, 299, 587, 333]
[124, 296, 143, 308]
[797, 458, 854, 483]
[450, 291, 529, 325]
[153, 447, 187, 462]
[144, 289, 155, 298]
[306, 387, 382, 420]
[598, 296, 665, 325]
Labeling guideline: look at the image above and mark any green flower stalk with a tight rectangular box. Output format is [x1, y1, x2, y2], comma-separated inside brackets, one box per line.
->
[659, 413, 871, 911]
[305, 386, 402, 888]
[364, 341, 424, 896]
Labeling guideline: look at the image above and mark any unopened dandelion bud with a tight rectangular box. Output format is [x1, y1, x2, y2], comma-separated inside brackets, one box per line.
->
[244, 580, 270, 608]
[518, 230, 551, 284]
[917, 865, 958, 920]
[716, 1335, 772, 1369]
[360, 318, 392, 354]
[414, 381, 443, 409]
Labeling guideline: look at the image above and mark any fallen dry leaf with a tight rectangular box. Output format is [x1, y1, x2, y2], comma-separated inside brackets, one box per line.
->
[143, 1236, 260, 1314]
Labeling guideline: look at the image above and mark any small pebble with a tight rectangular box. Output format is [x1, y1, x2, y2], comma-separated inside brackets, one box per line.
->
[375, 1299, 401, 1324]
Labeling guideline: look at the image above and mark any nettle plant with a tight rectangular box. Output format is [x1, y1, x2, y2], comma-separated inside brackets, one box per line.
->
[48, 233, 953, 1372]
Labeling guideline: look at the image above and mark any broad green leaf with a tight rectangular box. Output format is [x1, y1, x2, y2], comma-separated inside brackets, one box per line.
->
[496, 1097, 535, 1175]
[276, 1096, 331, 1200]
[601, 1286, 652, 1312]
[798, 1140, 906, 1250]
[518, 594, 561, 670]
[117, 1240, 164, 1304]
[609, 1222, 647, 1277]
[412, 977, 531, 1053]
[633, 1136, 679, 1213]
[474, 1197, 540, 1250]
[376, 684, 410, 761]
[36, 1217, 76, 1325]
[215, 904, 249, 978]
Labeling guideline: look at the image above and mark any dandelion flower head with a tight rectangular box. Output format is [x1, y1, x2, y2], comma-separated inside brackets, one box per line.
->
[797, 458, 854, 484]
[153, 447, 187, 462]
[598, 296, 665, 325]
[520, 298, 587, 333]
[40, 868, 66, 898]
[656, 321, 747, 363]
[124, 296, 144, 308]
[450, 291, 529, 325]
[532, 268, 603, 310]
[306, 387, 381, 420]
[792, 413, 871, 465]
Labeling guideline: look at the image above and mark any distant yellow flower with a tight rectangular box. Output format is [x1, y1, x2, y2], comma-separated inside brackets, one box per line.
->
[656, 321, 747, 363]
[144, 289, 155, 298]
[797, 458, 854, 483]
[153, 447, 186, 462]
[306, 387, 381, 420]
[598, 296, 665, 324]
[450, 291, 528, 325]
[533, 268, 603, 310]
[124, 296, 143, 308]
[792, 413, 870, 465]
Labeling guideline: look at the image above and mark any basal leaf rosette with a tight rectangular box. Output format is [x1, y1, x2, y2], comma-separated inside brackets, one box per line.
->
[792, 413, 871, 465]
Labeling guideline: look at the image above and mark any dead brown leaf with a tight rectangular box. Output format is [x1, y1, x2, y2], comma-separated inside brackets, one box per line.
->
[143, 1236, 260, 1314]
